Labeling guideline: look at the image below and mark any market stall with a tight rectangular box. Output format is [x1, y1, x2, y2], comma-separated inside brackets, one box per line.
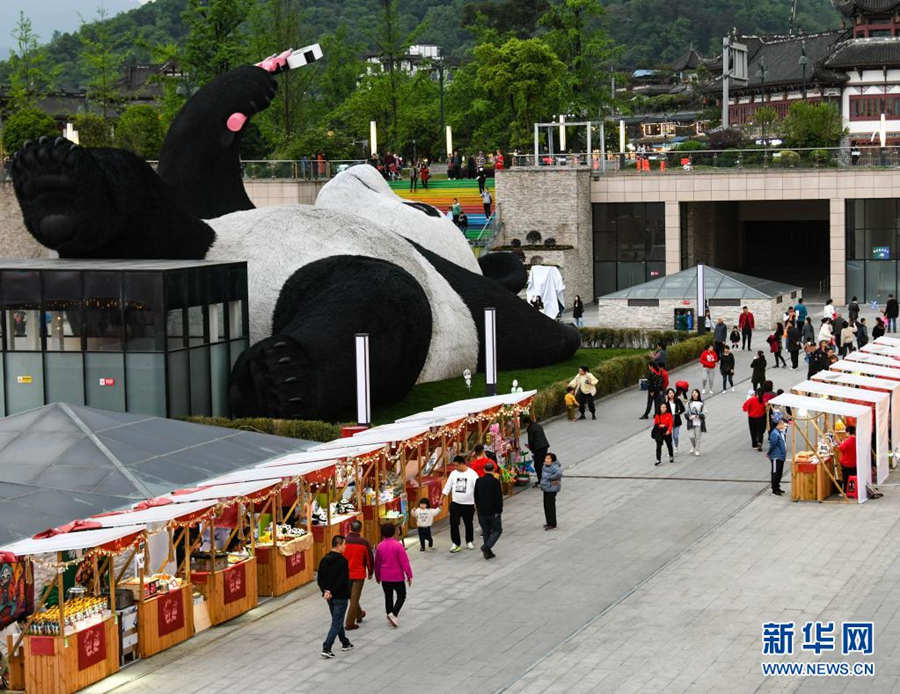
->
[860, 342, 900, 359]
[830, 360, 900, 382]
[845, 351, 900, 369]
[153, 481, 277, 626]
[2, 525, 146, 694]
[811, 370, 900, 479]
[875, 336, 900, 348]
[768, 393, 872, 503]
[791, 381, 889, 484]
[88, 500, 218, 658]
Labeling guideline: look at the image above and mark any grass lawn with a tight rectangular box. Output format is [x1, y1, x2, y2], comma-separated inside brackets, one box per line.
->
[373, 348, 638, 424]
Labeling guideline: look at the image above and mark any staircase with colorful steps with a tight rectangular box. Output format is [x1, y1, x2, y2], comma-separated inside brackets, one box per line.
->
[388, 178, 496, 246]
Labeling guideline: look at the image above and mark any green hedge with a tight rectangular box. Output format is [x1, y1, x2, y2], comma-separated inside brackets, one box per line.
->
[578, 328, 695, 349]
[184, 416, 348, 442]
[532, 333, 713, 420]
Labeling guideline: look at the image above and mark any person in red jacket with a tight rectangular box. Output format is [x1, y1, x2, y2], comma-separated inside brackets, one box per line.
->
[837, 425, 857, 493]
[739, 306, 755, 350]
[699, 344, 719, 394]
[742, 389, 767, 450]
[468, 444, 494, 477]
[343, 520, 374, 630]
[652, 402, 675, 466]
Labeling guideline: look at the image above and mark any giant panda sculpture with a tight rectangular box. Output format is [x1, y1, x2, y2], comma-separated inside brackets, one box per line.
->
[10, 64, 579, 421]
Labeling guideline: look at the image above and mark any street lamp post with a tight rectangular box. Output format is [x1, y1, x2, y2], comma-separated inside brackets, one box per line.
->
[758, 58, 769, 165]
[798, 40, 809, 100]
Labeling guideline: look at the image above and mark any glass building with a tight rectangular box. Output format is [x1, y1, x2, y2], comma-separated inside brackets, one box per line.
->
[846, 198, 900, 302]
[0, 259, 248, 418]
[592, 202, 667, 297]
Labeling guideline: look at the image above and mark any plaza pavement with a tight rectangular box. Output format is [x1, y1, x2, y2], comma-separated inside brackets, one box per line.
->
[83, 342, 900, 694]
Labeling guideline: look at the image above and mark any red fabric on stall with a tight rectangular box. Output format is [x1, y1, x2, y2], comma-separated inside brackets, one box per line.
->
[156, 590, 185, 636]
[77, 621, 107, 670]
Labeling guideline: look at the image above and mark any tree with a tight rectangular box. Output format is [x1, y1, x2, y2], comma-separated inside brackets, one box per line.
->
[539, 0, 621, 117]
[463, 0, 550, 39]
[2, 108, 57, 155]
[6, 11, 58, 110]
[752, 105, 778, 143]
[73, 113, 114, 147]
[471, 37, 568, 148]
[116, 104, 165, 159]
[79, 8, 122, 120]
[782, 101, 844, 148]
[376, 0, 414, 152]
[181, 0, 253, 89]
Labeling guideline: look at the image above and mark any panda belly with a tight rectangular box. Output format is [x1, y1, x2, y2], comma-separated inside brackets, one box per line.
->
[204, 205, 478, 383]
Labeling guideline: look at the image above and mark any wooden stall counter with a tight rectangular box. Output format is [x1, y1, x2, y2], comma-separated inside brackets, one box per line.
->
[135, 583, 195, 658]
[256, 533, 314, 596]
[362, 496, 406, 542]
[406, 476, 449, 528]
[191, 557, 258, 626]
[24, 615, 119, 694]
[791, 452, 837, 502]
[308, 512, 363, 565]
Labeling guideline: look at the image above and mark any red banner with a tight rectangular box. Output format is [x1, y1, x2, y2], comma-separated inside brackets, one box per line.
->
[223, 562, 246, 604]
[285, 550, 306, 577]
[156, 590, 185, 637]
[77, 622, 107, 671]
[29, 636, 54, 656]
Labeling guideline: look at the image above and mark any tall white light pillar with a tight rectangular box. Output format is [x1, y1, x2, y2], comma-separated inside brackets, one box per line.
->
[355, 333, 371, 425]
[484, 308, 497, 396]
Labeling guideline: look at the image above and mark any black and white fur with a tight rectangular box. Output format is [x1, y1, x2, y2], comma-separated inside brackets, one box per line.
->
[11, 65, 579, 420]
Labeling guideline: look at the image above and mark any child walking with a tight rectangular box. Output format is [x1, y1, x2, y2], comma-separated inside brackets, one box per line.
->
[564, 386, 578, 421]
[730, 326, 740, 351]
[413, 499, 439, 552]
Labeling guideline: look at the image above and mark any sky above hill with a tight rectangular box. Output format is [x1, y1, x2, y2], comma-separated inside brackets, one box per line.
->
[1, 0, 147, 57]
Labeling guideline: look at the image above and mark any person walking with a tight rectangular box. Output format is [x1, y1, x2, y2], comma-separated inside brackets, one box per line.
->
[839, 319, 857, 357]
[786, 320, 802, 369]
[481, 188, 493, 219]
[343, 520, 374, 631]
[640, 362, 665, 419]
[413, 498, 439, 551]
[652, 402, 675, 465]
[807, 340, 829, 379]
[699, 343, 719, 394]
[568, 366, 599, 420]
[848, 296, 860, 323]
[441, 455, 479, 552]
[750, 350, 767, 394]
[713, 318, 728, 357]
[523, 415, 549, 486]
[408, 161, 418, 192]
[719, 345, 735, 391]
[685, 389, 706, 456]
[886, 294, 899, 332]
[474, 462, 503, 559]
[823, 299, 836, 322]
[817, 318, 834, 346]
[573, 295, 585, 328]
[795, 297, 808, 325]
[767, 323, 787, 368]
[539, 452, 562, 529]
[739, 306, 755, 350]
[665, 388, 685, 451]
[450, 197, 462, 226]
[373, 524, 412, 628]
[767, 415, 787, 496]
[873, 316, 886, 340]
[317, 535, 354, 658]
[742, 389, 767, 451]
[801, 316, 815, 346]
[857, 317, 869, 348]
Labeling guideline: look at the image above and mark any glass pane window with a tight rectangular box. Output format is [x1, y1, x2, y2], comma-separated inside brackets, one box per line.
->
[2, 271, 41, 351]
[124, 273, 165, 352]
[209, 303, 226, 342]
[83, 272, 123, 351]
[43, 271, 82, 352]
[6, 310, 41, 351]
[228, 300, 244, 339]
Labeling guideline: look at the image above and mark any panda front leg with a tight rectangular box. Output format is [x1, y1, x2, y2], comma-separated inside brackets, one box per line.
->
[410, 242, 581, 370]
[229, 256, 434, 421]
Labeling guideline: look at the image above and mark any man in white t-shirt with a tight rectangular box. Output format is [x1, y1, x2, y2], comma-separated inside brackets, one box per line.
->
[441, 455, 479, 553]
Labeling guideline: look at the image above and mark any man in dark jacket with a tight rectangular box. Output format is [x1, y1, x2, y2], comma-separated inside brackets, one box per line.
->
[719, 345, 735, 392]
[857, 318, 869, 348]
[807, 341, 829, 379]
[713, 318, 728, 357]
[474, 462, 504, 559]
[640, 363, 664, 419]
[523, 416, 549, 487]
[886, 294, 899, 332]
[848, 297, 860, 323]
[786, 321, 802, 369]
[343, 520, 374, 630]
[317, 535, 353, 658]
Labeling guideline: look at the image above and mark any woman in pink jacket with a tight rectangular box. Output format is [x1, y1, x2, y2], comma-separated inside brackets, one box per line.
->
[374, 523, 413, 627]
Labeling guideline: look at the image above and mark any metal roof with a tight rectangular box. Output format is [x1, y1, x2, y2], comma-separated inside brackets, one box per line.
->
[599, 266, 802, 300]
[0, 258, 243, 271]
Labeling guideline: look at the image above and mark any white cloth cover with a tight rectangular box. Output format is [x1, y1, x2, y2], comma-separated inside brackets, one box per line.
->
[526, 266, 566, 320]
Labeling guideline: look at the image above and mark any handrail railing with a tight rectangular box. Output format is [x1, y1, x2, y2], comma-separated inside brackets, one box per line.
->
[511, 145, 900, 173]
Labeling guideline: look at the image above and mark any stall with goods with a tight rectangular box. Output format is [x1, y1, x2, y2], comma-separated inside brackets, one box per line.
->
[791, 381, 889, 485]
[2, 525, 146, 694]
[88, 500, 219, 658]
[860, 342, 900, 359]
[875, 336, 900, 348]
[830, 360, 900, 383]
[811, 370, 900, 477]
[151, 481, 276, 627]
[768, 393, 871, 503]
[845, 351, 900, 370]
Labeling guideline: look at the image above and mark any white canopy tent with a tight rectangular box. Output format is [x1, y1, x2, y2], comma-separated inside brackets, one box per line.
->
[769, 393, 872, 503]
[90, 500, 219, 527]
[845, 352, 900, 369]
[812, 370, 900, 473]
[156, 480, 279, 505]
[526, 266, 565, 319]
[256, 444, 385, 468]
[860, 343, 900, 358]
[791, 380, 889, 484]
[396, 390, 537, 422]
[203, 460, 337, 486]
[312, 422, 438, 449]
[874, 336, 900, 348]
[830, 361, 900, 381]
[1, 524, 146, 557]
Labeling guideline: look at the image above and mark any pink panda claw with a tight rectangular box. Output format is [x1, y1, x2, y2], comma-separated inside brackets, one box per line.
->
[256, 49, 292, 74]
[226, 112, 247, 132]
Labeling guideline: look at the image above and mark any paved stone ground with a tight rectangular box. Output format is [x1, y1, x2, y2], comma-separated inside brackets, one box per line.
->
[84, 347, 899, 694]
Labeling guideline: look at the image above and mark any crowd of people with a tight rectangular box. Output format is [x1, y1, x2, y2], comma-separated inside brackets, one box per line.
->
[314, 414, 562, 659]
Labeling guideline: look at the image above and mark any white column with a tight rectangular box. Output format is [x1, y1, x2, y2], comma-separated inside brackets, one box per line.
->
[665, 200, 681, 277]
[355, 333, 371, 426]
[484, 308, 497, 396]
[370, 120, 377, 155]
[830, 198, 846, 305]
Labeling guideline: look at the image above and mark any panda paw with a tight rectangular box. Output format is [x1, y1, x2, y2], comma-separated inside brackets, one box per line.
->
[12, 136, 110, 252]
[229, 334, 318, 420]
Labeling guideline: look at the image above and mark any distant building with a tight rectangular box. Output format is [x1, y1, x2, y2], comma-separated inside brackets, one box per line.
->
[365, 44, 451, 80]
